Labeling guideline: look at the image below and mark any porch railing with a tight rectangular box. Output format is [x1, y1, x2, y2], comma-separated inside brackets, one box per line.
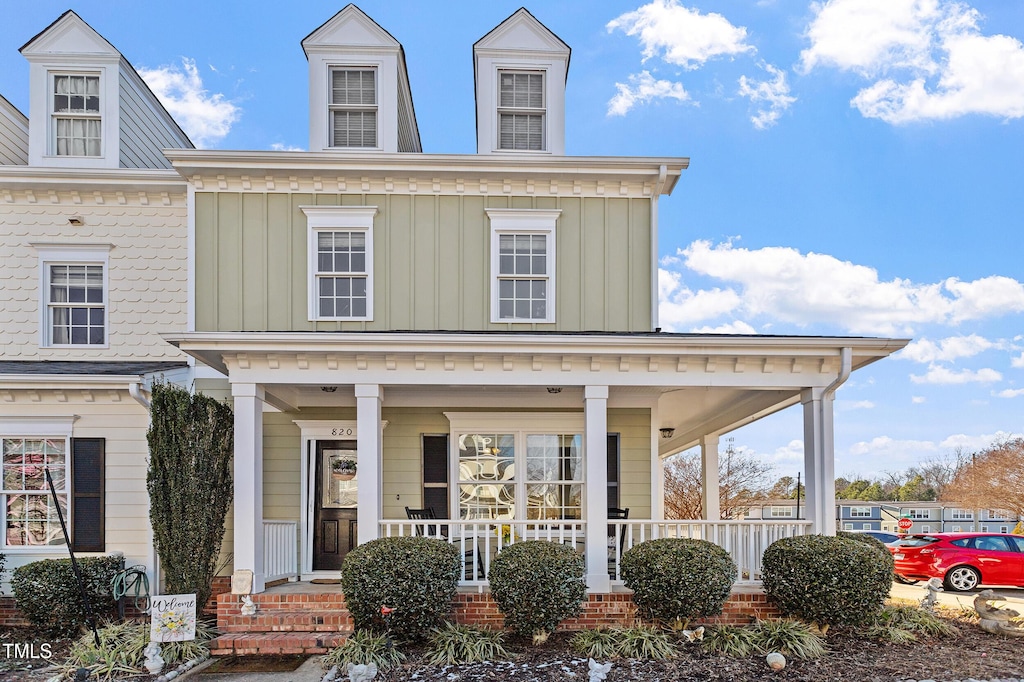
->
[380, 519, 586, 587]
[263, 520, 298, 582]
[609, 520, 813, 584]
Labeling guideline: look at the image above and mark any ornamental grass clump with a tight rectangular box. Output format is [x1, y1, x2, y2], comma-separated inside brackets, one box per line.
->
[322, 629, 406, 672]
[865, 604, 960, 642]
[340, 536, 460, 642]
[750, 619, 827, 660]
[60, 620, 215, 681]
[700, 624, 759, 658]
[424, 622, 510, 664]
[620, 538, 737, 626]
[12, 555, 124, 632]
[487, 541, 586, 640]
[761, 535, 892, 630]
[569, 627, 676, 660]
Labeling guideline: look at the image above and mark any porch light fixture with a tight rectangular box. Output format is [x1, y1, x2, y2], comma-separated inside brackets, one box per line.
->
[659, 427, 675, 439]
[546, 387, 562, 394]
[320, 386, 338, 393]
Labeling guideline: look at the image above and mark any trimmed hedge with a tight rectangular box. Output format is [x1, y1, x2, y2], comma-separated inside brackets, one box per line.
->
[761, 534, 892, 628]
[340, 536, 460, 642]
[488, 541, 586, 637]
[621, 538, 737, 624]
[12, 555, 124, 632]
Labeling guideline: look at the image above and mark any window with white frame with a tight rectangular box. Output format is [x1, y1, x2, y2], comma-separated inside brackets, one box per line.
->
[770, 506, 795, 518]
[921, 525, 931, 532]
[843, 523, 853, 530]
[850, 506, 871, 518]
[329, 68, 376, 148]
[498, 70, 545, 151]
[951, 525, 962, 532]
[302, 206, 376, 321]
[487, 209, 559, 323]
[861, 523, 871, 530]
[907, 508, 930, 519]
[35, 245, 111, 347]
[950, 508, 973, 520]
[52, 74, 101, 156]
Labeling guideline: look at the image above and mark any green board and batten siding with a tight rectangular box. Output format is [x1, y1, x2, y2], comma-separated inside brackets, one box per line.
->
[194, 193, 653, 332]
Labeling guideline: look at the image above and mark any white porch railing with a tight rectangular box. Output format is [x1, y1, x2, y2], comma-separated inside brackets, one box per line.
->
[380, 519, 586, 587]
[609, 520, 813, 584]
[263, 520, 298, 582]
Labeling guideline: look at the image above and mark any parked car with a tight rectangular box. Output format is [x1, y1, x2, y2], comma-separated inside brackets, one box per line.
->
[891, 532, 1024, 591]
[850, 530, 902, 545]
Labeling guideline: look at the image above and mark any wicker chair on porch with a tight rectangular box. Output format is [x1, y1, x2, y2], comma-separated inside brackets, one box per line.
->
[404, 507, 486, 580]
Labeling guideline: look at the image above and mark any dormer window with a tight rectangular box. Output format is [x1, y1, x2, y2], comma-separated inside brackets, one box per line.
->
[498, 70, 545, 151]
[52, 74, 101, 156]
[330, 68, 377, 148]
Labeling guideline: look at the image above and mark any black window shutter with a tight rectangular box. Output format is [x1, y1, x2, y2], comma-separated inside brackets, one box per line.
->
[422, 435, 449, 519]
[607, 433, 620, 510]
[71, 438, 105, 552]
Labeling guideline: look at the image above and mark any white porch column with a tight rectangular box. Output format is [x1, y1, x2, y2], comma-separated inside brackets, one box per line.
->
[232, 382, 265, 593]
[802, 387, 836, 535]
[355, 384, 383, 545]
[700, 434, 720, 521]
[584, 385, 610, 593]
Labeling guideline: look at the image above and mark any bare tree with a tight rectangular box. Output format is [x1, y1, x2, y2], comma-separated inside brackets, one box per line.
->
[941, 438, 1024, 518]
[663, 442, 775, 520]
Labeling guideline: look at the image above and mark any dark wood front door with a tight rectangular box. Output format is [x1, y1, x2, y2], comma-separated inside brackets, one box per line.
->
[313, 440, 358, 571]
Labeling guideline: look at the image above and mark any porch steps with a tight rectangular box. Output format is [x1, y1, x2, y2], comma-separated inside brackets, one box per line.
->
[211, 589, 353, 656]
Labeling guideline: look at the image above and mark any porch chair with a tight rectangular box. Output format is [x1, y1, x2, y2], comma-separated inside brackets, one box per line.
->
[404, 506, 486, 580]
[608, 507, 630, 578]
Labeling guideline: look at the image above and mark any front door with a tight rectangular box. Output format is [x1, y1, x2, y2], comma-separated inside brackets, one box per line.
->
[313, 440, 358, 571]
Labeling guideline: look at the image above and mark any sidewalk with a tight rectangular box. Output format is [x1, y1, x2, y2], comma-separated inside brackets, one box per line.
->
[889, 581, 1024, 610]
[182, 656, 324, 682]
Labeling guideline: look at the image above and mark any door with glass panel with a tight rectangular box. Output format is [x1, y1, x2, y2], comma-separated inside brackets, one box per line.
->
[312, 441, 357, 571]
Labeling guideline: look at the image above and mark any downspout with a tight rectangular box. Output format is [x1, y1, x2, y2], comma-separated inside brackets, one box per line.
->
[824, 347, 852, 399]
[129, 381, 159, 594]
[129, 382, 150, 410]
[651, 164, 667, 331]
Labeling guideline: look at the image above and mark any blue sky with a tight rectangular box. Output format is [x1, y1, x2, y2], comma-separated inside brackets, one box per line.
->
[3, 1, 1022, 481]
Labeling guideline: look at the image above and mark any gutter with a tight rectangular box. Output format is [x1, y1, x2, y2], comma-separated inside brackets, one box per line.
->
[824, 347, 852, 399]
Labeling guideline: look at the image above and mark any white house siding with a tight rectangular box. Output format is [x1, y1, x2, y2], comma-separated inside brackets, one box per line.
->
[117, 67, 191, 170]
[0, 393, 152, 583]
[0, 95, 28, 165]
[0, 190, 189, 360]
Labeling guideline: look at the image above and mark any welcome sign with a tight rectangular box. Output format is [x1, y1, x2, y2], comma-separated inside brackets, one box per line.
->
[150, 594, 197, 642]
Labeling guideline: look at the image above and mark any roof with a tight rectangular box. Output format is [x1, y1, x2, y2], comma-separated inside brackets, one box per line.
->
[0, 361, 190, 377]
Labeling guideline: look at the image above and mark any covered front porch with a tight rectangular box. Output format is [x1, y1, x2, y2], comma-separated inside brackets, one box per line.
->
[167, 331, 907, 596]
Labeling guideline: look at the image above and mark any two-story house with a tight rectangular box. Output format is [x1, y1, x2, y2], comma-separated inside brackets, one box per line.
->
[0, 11, 192, 587]
[160, 4, 907, 613]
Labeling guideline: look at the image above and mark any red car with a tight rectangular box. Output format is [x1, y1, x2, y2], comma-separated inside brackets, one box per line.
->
[891, 532, 1024, 591]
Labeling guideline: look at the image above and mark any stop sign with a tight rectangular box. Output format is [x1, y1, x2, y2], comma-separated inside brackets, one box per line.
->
[898, 518, 913, 531]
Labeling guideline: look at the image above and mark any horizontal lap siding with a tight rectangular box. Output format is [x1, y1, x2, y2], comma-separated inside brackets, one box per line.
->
[194, 193, 652, 332]
[0, 101, 28, 164]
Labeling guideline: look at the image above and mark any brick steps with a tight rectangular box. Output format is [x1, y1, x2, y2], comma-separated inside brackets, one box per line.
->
[217, 608, 352, 633]
[209, 632, 348, 656]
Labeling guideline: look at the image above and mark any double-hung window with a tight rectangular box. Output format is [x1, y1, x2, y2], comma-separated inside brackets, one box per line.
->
[951, 508, 973, 520]
[487, 209, 559, 323]
[35, 245, 111, 348]
[850, 506, 871, 518]
[770, 506, 794, 518]
[53, 74, 101, 156]
[2, 436, 67, 547]
[303, 206, 376, 321]
[329, 68, 377, 148]
[498, 70, 545, 151]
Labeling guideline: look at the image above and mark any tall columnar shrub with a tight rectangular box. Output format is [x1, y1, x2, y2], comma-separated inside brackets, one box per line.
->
[12, 555, 124, 632]
[761, 535, 892, 628]
[146, 382, 233, 609]
[487, 541, 586, 638]
[621, 538, 737, 624]
[340, 536, 460, 642]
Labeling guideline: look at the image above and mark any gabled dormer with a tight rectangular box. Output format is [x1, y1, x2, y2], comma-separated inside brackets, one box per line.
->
[0, 94, 29, 165]
[474, 8, 570, 156]
[19, 10, 192, 169]
[302, 4, 421, 154]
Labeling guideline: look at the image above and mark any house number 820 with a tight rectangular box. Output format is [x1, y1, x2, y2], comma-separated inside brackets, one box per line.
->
[331, 428, 354, 436]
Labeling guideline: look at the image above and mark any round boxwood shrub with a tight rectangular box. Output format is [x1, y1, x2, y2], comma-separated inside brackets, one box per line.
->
[621, 538, 737, 624]
[761, 534, 893, 628]
[488, 541, 586, 637]
[340, 536, 460, 642]
[12, 555, 124, 632]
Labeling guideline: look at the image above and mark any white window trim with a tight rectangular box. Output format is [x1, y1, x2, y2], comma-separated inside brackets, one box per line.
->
[770, 506, 795, 518]
[0, 416, 76, 553]
[950, 508, 973, 520]
[850, 506, 871, 518]
[843, 523, 853, 530]
[907, 508, 930, 520]
[327, 66, 380, 150]
[49, 71, 103, 158]
[32, 243, 112, 348]
[487, 208, 560, 323]
[302, 206, 377, 322]
[496, 68, 547, 153]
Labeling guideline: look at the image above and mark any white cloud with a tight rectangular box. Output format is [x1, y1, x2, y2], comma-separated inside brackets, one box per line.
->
[910, 365, 1002, 384]
[801, 0, 1024, 123]
[270, 143, 304, 152]
[658, 240, 1024, 334]
[738, 63, 796, 129]
[898, 334, 996, 363]
[848, 435, 938, 457]
[911, 396, 927, 403]
[939, 430, 1022, 451]
[690, 321, 758, 334]
[608, 71, 691, 116]
[840, 400, 876, 410]
[1013, 353, 1024, 369]
[607, 0, 754, 69]
[996, 388, 1024, 398]
[139, 58, 240, 147]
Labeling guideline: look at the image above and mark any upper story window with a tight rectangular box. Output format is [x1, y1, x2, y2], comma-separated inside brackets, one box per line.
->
[770, 506, 794, 518]
[498, 70, 545, 151]
[850, 506, 871, 518]
[950, 508, 973, 520]
[907, 508, 930, 519]
[303, 206, 377, 321]
[487, 209, 559, 324]
[330, 68, 377, 148]
[52, 74, 101, 156]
